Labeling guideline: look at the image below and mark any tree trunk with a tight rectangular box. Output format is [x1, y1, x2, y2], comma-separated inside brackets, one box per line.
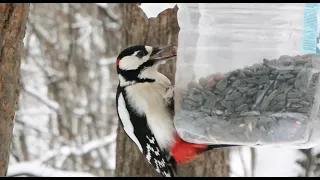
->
[115, 3, 229, 177]
[0, 3, 30, 176]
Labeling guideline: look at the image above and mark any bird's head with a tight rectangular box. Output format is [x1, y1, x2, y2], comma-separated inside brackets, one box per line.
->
[116, 45, 176, 86]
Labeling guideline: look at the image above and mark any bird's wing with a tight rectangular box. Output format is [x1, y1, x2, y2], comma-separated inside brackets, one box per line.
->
[142, 131, 177, 177]
[116, 86, 176, 177]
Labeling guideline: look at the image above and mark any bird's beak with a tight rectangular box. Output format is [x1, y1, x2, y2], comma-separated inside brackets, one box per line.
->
[149, 45, 177, 62]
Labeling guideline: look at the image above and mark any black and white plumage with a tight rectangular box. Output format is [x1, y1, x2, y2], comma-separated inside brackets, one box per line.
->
[115, 45, 177, 177]
[115, 45, 238, 177]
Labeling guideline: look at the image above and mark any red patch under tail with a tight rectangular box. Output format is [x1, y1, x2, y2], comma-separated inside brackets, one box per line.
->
[169, 134, 209, 163]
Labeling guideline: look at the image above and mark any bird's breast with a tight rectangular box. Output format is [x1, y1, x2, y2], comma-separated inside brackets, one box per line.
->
[125, 82, 176, 149]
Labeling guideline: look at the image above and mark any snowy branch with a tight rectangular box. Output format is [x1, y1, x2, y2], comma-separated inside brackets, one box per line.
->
[7, 162, 96, 177]
[40, 133, 117, 166]
[22, 85, 87, 117]
[15, 3, 120, 177]
[27, 18, 56, 45]
[238, 148, 249, 177]
[15, 119, 49, 135]
[98, 57, 117, 66]
[250, 147, 256, 177]
[94, 3, 119, 22]
[94, 3, 108, 9]
[22, 85, 60, 111]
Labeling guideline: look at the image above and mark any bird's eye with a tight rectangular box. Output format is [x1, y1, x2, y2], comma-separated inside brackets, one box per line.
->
[136, 51, 145, 58]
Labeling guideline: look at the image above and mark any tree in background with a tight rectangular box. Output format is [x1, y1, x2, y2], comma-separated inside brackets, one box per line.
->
[8, 3, 121, 177]
[115, 3, 230, 177]
[0, 3, 30, 176]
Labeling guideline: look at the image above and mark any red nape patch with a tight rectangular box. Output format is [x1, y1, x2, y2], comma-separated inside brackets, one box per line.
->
[116, 59, 120, 66]
[170, 135, 209, 163]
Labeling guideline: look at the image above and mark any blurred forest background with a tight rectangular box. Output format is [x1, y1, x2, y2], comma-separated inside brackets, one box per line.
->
[3, 3, 320, 177]
[7, 3, 120, 177]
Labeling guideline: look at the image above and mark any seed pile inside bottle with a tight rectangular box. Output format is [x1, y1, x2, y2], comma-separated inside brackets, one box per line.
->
[174, 54, 320, 145]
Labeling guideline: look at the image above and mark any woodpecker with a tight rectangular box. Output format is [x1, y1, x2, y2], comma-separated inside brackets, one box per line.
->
[115, 45, 236, 177]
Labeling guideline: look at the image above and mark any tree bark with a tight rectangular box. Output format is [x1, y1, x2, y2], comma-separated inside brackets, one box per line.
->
[0, 3, 30, 176]
[115, 3, 229, 177]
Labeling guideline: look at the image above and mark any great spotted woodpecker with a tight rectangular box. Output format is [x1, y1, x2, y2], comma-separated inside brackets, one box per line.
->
[115, 45, 236, 177]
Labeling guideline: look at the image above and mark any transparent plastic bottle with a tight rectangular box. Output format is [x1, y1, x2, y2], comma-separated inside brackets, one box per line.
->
[174, 3, 320, 148]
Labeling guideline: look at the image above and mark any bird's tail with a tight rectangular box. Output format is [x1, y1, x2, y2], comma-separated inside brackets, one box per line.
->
[167, 156, 178, 177]
[206, 144, 240, 151]
[170, 134, 239, 164]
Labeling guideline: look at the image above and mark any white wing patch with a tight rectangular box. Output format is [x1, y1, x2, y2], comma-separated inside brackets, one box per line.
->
[146, 136, 155, 144]
[163, 171, 171, 177]
[117, 93, 143, 152]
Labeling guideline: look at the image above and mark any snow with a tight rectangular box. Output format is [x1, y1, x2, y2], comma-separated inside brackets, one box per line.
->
[229, 147, 253, 177]
[229, 146, 320, 177]
[104, 22, 120, 29]
[95, 3, 119, 21]
[72, 108, 87, 116]
[23, 85, 60, 111]
[98, 57, 117, 66]
[11, 4, 120, 177]
[30, 22, 56, 45]
[81, 134, 117, 154]
[254, 147, 304, 177]
[94, 3, 108, 9]
[7, 161, 96, 177]
[107, 141, 117, 170]
[39, 133, 117, 163]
